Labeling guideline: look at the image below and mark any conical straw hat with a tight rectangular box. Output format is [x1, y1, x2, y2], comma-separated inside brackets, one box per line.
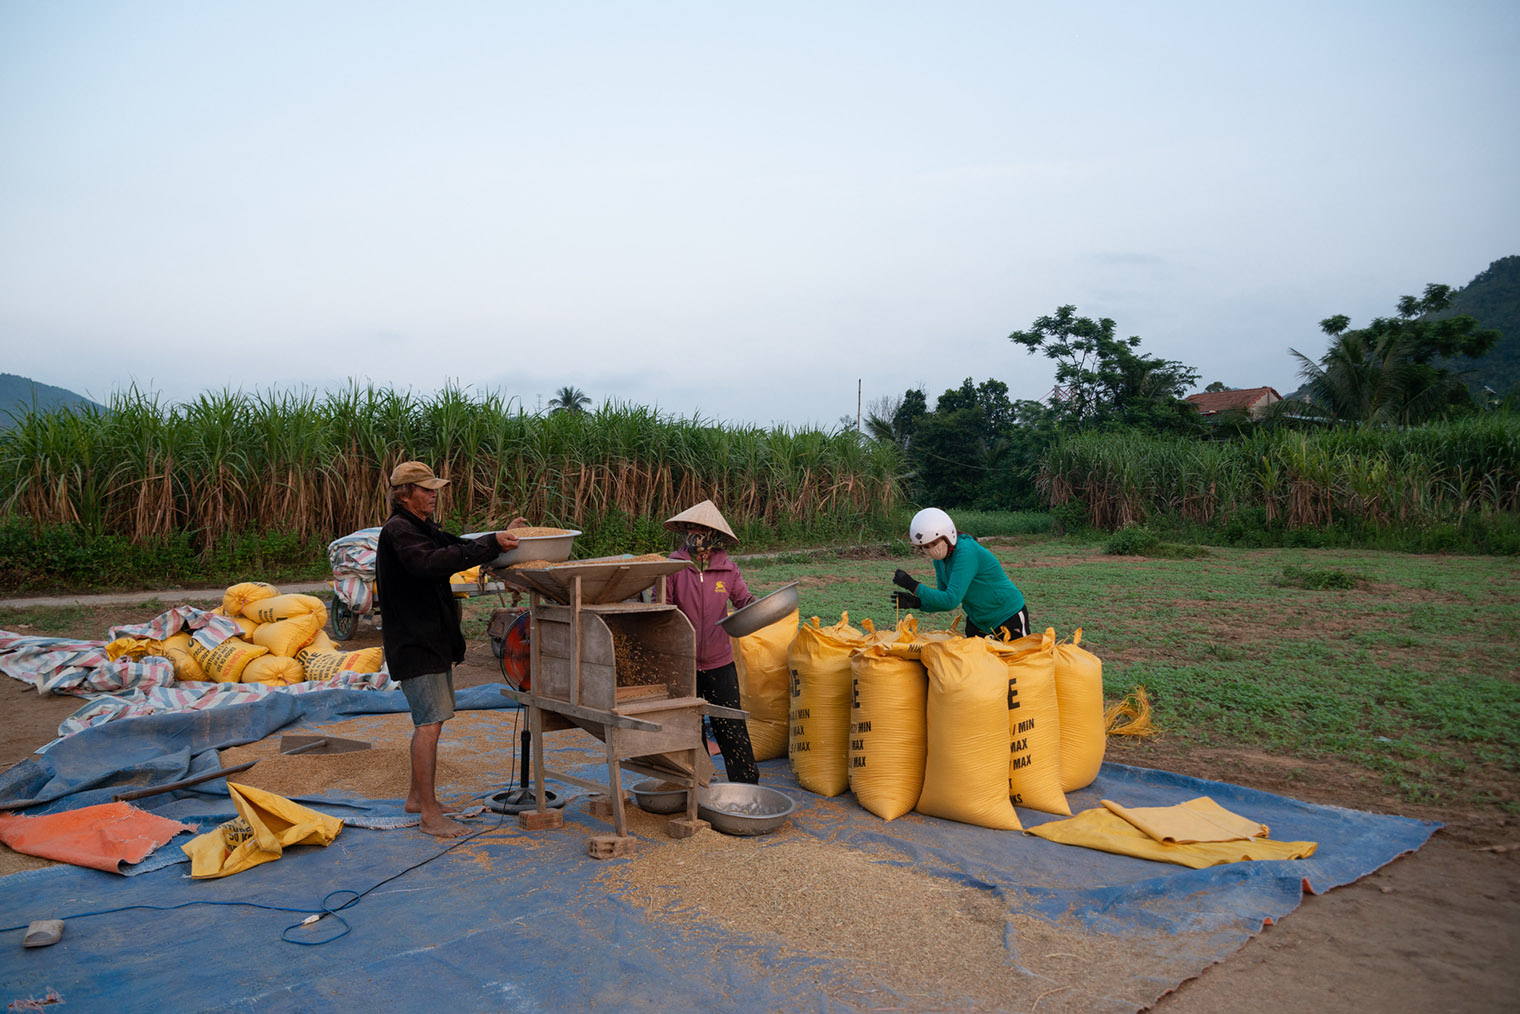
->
[664, 500, 737, 542]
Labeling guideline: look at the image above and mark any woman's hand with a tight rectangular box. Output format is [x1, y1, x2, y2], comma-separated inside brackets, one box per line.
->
[890, 590, 921, 609]
[892, 568, 919, 592]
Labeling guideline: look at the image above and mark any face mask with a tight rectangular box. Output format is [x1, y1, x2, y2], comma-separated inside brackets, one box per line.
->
[924, 540, 950, 561]
[681, 529, 723, 570]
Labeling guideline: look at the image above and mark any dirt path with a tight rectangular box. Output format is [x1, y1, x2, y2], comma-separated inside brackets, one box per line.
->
[1, 599, 1516, 1012]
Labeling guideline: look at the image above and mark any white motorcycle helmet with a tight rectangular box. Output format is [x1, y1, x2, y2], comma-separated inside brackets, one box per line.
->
[908, 507, 958, 550]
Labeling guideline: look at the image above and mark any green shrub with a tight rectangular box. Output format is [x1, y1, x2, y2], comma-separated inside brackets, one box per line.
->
[1105, 524, 1161, 556]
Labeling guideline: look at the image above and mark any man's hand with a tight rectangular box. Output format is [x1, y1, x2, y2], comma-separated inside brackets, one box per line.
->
[891, 590, 921, 609]
[494, 530, 521, 551]
[505, 517, 530, 531]
[892, 568, 919, 592]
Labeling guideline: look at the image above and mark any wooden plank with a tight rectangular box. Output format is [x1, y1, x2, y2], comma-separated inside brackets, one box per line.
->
[615, 684, 669, 703]
[617, 695, 705, 715]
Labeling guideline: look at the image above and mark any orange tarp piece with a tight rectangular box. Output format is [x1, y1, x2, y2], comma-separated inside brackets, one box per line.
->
[0, 802, 196, 873]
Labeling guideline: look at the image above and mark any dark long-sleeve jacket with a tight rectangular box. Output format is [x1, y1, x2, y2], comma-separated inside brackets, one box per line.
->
[376, 507, 500, 681]
[666, 548, 756, 669]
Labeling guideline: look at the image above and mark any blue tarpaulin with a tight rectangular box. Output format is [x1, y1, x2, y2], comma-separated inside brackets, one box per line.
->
[0, 686, 1439, 1012]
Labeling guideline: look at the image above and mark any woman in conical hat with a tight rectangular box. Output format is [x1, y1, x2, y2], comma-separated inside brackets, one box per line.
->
[664, 500, 760, 784]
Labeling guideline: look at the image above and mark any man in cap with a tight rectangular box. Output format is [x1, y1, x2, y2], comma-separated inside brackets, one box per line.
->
[377, 460, 527, 837]
[664, 500, 760, 784]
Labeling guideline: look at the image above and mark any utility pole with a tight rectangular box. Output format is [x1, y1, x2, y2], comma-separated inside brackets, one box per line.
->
[857, 379, 862, 433]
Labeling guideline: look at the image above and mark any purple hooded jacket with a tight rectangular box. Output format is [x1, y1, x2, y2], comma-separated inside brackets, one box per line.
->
[666, 547, 756, 669]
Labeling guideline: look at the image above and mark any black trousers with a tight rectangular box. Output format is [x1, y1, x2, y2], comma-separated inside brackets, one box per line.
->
[697, 662, 759, 784]
[966, 605, 1031, 641]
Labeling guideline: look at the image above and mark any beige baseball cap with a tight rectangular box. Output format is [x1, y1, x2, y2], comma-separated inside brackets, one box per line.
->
[389, 461, 449, 490]
[664, 500, 737, 542]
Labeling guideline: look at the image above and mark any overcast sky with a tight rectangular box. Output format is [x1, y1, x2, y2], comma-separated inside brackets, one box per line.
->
[2, 1, 1516, 428]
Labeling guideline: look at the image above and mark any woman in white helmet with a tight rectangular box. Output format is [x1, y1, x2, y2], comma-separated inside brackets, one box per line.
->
[891, 507, 1030, 639]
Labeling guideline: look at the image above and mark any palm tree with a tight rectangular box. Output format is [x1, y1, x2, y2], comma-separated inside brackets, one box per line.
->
[1288, 284, 1498, 427]
[546, 386, 592, 415]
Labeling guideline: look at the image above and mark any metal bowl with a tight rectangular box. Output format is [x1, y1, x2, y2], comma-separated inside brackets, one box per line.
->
[716, 581, 800, 638]
[470, 529, 582, 569]
[697, 783, 795, 836]
[629, 778, 689, 815]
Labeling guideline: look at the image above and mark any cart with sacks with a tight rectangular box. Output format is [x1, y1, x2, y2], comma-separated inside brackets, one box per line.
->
[325, 527, 507, 641]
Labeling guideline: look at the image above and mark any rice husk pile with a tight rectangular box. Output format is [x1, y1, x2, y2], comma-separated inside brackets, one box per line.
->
[612, 629, 664, 687]
[218, 711, 530, 805]
[597, 821, 1166, 1012]
[507, 527, 577, 538]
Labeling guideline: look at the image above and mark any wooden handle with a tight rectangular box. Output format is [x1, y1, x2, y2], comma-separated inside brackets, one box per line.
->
[112, 759, 258, 802]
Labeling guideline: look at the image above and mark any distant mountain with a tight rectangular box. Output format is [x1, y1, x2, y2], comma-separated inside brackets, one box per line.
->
[1432, 255, 1520, 399]
[0, 373, 104, 424]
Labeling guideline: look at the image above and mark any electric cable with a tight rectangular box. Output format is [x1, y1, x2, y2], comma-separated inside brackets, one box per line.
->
[5, 706, 531, 947]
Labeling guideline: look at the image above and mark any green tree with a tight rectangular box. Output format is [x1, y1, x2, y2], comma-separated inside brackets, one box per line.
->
[889, 388, 928, 446]
[546, 386, 592, 414]
[895, 379, 1053, 510]
[1009, 306, 1201, 433]
[1289, 284, 1499, 425]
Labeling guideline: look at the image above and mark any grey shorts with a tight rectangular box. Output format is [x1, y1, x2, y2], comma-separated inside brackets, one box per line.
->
[400, 670, 455, 726]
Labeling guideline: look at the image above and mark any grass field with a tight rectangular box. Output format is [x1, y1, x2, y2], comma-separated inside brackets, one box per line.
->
[737, 536, 1520, 812]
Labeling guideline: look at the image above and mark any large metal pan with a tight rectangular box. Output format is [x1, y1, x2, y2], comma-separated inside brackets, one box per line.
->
[717, 581, 800, 638]
[467, 529, 582, 568]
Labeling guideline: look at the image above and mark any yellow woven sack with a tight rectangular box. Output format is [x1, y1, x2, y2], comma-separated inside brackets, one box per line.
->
[223, 582, 279, 617]
[104, 636, 158, 662]
[188, 636, 268, 684]
[848, 617, 929, 821]
[918, 638, 1021, 830]
[212, 610, 260, 637]
[787, 613, 866, 797]
[1053, 628, 1106, 792]
[1027, 806, 1317, 869]
[992, 629, 1069, 816]
[242, 593, 327, 627]
[160, 632, 208, 682]
[307, 630, 337, 654]
[296, 645, 385, 680]
[241, 654, 305, 686]
[251, 610, 323, 658]
[732, 608, 799, 762]
[182, 782, 343, 879]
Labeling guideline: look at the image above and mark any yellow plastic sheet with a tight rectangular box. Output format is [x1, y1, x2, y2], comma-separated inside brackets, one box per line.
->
[1027, 804, 1316, 869]
[182, 782, 344, 878]
[1101, 796, 1269, 844]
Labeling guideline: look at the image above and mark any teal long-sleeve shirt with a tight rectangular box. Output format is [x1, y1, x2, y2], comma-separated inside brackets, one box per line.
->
[913, 536, 1026, 631]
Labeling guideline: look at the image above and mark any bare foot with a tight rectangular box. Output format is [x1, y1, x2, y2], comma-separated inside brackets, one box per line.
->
[419, 815, 470, 838]
[404, 799, 421, 814]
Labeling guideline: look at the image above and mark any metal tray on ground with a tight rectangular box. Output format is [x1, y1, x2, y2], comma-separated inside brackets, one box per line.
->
[495, 557, 692, 605]
[629, 778, 689, 814]
[697, 783, 795, 836]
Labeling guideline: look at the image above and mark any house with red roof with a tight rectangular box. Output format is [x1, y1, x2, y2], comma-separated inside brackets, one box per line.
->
[1184, 386, 1283, 419]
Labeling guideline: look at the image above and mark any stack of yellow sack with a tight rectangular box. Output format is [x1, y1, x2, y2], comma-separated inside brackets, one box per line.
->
[129, 582, 385, 686]
[775, 614, 1111, 833]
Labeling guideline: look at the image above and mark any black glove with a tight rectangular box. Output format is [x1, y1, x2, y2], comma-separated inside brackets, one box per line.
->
[891, 590, 921, 609]
[892, 568, 919, 593]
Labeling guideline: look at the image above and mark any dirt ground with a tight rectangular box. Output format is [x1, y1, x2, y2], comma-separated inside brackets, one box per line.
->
[2, 603, 1516, 1013]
